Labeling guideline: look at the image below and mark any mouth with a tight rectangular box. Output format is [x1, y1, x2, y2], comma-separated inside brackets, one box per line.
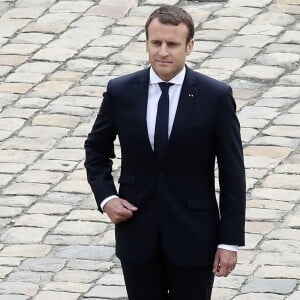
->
[156, 60, 171, 65]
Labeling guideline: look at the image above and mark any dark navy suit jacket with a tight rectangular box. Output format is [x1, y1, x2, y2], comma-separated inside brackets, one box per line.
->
[84, 67, 246, 267]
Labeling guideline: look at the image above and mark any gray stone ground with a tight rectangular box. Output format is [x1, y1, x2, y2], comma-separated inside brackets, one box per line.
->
[0, 0, 299, 299]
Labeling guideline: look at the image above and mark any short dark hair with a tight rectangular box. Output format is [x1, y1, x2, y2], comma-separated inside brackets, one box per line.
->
[145, 5, 194, 44]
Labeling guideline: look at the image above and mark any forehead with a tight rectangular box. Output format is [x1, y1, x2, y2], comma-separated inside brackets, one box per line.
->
[147, 18, 189, 40]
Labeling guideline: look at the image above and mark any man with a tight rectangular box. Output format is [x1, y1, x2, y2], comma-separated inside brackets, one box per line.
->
[85, 5, 246, 300]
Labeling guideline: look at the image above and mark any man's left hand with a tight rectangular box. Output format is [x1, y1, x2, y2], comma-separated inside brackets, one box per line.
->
[212, 248, 237, 277]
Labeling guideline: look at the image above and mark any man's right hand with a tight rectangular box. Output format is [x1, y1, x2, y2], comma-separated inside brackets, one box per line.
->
[103, 197, 138, 224]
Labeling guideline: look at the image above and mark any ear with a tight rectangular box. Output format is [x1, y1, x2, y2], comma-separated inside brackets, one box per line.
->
[186, 39, 194, 56]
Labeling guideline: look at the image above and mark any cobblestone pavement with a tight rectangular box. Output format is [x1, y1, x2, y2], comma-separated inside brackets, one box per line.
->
[0, 0, 299, 299]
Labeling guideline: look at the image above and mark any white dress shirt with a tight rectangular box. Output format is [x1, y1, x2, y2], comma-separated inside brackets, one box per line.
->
[101, 66, 237, 252]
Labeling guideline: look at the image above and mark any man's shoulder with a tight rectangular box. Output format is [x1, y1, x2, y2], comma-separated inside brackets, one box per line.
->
[188, 68, 229, 91]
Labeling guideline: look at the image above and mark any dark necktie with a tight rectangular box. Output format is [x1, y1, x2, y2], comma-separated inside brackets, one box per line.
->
[154, 82, 173, 164]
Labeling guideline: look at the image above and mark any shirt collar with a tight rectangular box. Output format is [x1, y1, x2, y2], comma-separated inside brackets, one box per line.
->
[149, 66, 186, 85]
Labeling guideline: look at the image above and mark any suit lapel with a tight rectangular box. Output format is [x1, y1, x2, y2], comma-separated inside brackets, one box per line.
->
[168, 68, 198, 148]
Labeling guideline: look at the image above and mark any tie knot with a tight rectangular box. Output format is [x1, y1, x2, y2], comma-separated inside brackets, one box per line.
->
[159, 82, 173, 94]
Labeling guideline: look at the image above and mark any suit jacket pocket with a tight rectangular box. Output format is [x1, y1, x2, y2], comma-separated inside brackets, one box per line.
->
[187, 197, 218, 211]
[118, 175, 136, 204]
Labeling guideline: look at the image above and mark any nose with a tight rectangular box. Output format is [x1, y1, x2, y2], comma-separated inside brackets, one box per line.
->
[158, 43, 168, 57]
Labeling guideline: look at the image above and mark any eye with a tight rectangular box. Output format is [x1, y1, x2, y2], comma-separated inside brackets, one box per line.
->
[151, 41, 161, 46]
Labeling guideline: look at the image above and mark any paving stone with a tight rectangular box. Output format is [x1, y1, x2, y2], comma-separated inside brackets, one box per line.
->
[263, 174, 300, 189]
[1, 137, 57, 151]
[32, 114, 80, 128]
[85, 285, 127, 298]
[0, 196, 35, 207]
[254, 98, 295, 108]
[263, 126, 300, 138]
[195, 68, 232, 81]
[262, 239, 300, 255]
[254, 251, 300, 267]
[1, 245, 52, 258]
[214, 6, 260, 17]
[0, 66, 12, 76]
[0, 206, 22, 218]
[17, 170, 63, 184]
[66, 86, 105, 97]
[201, 58, 244, 71]
[6, 72, 45, 84]
[3, 183, 50, 196]
[274, 114, 300, 126]
[246, 208, 285, 221]
[0, 83, 32, 94]
[22, 22, 66, 34]
[44, 235, 91, 246]
[226, 0, 273, 6]
[33, 291, 80, 300]
[0, 149, 39, 164]
[243, 276, 296, 293]
[0, 266, 13, 278]
[287, 292, 300, 300]
[229, 35, 274, 47]
[53, 180, 91, 194]
[252, 188, 300, 202]
[240, 24, 284, 36]
[28, 203, 72, 215]
[0, 257, 23, 267]
[29, 159, 76, 172]
[32, 47, 77, 61]
[253, 12, 296, 26]
[16, 62, 59, 74]
[265, 43, 300, 54]
[211, 288, 238, 300]
[255, 266, 300, 279]
[15, 214, 62, 228]
[280, 74, 300, 86]
[256, 52, 300, 66]
[213, 47, 259, 59]
[54, 269, 99, 283]
[50, 1, 93, 13]
[247, 199, 294, 211]
[251, 135, 298, 148]
[0, 281, 39, 297]
[279, 30, 300, 44]
[7, 270, 51, 283]
[246, 221, 274, 234]
[43, 281, 90, 293]
[67, 260, 113, 272]
[19, 258, 65, 272]
[54, 245, 114, 260]
[236, 65, 285, 80]
[58, 137, 85, 149]
[18, 126, 69, 138]
[54, 221, 106, 236]
[275, 163, 300, 174]
[0, 108, 37, 119]
[0, 44, 40, 55]
[66, 210, 110, 223]
[43, 149, 84, 161]
[13, 32, 54, 44]
[1, 227, 48, 244]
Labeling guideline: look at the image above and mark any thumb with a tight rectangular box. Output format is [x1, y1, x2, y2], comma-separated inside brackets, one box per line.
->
[212, 251, 220, 273]
[121, 199, 138, 211]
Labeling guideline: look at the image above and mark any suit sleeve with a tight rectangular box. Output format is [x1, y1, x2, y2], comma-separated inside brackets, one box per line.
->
[215, 85, 246, 246]
[84, 81, 117, 212]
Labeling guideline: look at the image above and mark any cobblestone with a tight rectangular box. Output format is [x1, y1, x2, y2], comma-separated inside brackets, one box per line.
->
[0, 0, 299, 299]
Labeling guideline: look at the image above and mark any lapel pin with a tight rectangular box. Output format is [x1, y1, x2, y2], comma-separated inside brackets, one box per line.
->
[188, 93, 194, 98]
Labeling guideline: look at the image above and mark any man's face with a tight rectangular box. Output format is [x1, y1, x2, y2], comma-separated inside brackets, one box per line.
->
[146, 18, 194, 81]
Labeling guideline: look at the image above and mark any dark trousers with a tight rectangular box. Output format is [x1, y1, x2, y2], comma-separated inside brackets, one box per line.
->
[121, 245, 214, 300]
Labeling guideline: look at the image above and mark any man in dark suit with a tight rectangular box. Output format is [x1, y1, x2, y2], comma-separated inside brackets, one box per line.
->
[85, 5, 246, 300]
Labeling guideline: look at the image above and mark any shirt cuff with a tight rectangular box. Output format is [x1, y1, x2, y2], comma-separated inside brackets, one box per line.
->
[101, 195, 118, 211]
[218, 244, 238, 251]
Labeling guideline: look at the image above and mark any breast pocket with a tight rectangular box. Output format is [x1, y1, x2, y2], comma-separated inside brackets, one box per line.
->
[118, 175, 136, 204]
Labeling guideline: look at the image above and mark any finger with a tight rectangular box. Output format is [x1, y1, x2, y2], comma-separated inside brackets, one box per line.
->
[121, 199, 138, 211]
[212, 254, 220, 274]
